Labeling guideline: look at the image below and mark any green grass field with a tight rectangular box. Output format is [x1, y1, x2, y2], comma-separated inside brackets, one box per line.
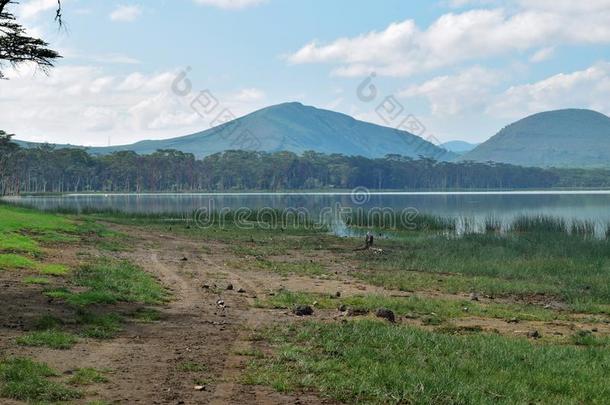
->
[246, 320, 610, 404]
[355, 229, 610, 313]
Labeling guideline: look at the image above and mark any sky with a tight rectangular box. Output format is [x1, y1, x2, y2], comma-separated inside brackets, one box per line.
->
[2, 0, 610, 147]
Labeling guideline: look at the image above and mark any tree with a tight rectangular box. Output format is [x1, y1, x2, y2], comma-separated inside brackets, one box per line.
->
[0, 0, 62, 79]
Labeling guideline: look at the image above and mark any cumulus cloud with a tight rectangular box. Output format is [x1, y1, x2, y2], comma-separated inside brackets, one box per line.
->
[400, 66, 502, 116]
[287, 5, 610, 77]
[17, 0, 58, 20]
[110, 5, 143, 22]
[488, 62, 610, 118]
[192, 0, 267, 10]
[530, 47, 555, 63]
[0, 63, 268, 145]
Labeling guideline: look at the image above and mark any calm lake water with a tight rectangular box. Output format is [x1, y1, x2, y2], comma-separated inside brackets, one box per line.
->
[5, 191, 610, 235]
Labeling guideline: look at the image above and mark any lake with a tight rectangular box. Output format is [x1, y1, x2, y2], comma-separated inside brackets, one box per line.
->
[5, 191, 610, 235]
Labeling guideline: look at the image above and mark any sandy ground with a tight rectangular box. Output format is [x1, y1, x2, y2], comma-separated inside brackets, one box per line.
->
[2, 223, 610, 404]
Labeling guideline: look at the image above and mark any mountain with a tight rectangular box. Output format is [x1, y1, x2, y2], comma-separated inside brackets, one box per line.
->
[461, 109, 610, 168]
[440, 140, 479, 154]
[17, 102, 455, 160]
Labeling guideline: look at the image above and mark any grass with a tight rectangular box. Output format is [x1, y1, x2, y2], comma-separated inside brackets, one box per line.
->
[76, 311, 123, 339]
[23, 276, 51, 285]
[0, 205, 76, 235]
[253, 259, 328, 277]
[246, 320, 610, 404]
[356, 229, 610, 311]
[177, 362, 208, 373]
[39, 263, 70, 276]
[0, 254, 36, 270]
[0, 357, 81, 403]
[68, 368, 108, 386]
[258, 290, 563, 322]
[46, 259, 168, 306]
[16, 330, 78, 350]
[130, 308, 162, 323]
[34, 315, 63, 330]
[0, 233, 40, 254]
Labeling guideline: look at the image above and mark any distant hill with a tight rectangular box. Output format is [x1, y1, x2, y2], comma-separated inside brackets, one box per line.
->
[441, 140, 479, 154]
[461, 109, 610, 167]
[16, 102, 455, 160]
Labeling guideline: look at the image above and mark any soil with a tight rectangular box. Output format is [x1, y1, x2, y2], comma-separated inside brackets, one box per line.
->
[1, 223, 609, 404]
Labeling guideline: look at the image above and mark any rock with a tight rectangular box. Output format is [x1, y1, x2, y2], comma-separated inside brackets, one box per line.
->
[226, 284, 234, 291]
[180, 257, 188, 261]
[335, 291, 341, 298]
[527, 330, 541, 339]
[194, 385, 205, 391]
[312, 301, 319, 307]
[592, 327, 599, 333]
[338, 304, 347, 312]
[469, 292, 479, 301]
[376, 308, 396, 323]
[293, 305, 314, 316]
[237, 288, 246, 293]
[507, 318, 520, 324]
[202, 284, 210, 289]
[216, 299, 225, 308]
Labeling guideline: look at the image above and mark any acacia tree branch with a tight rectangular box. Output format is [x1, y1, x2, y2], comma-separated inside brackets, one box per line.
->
[0, 0, 62, 79]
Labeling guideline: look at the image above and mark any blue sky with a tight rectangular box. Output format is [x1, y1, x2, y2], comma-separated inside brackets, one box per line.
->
[2, 0, 610, 147]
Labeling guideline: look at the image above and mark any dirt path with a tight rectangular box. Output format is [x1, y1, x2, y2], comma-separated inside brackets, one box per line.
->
[4, 222, 609, 404]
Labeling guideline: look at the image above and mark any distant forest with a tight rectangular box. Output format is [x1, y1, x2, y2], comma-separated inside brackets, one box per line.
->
[1, 135, 610, 194]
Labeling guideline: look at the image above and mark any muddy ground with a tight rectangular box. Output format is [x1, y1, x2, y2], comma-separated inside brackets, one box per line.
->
[2, 223, 609, 404]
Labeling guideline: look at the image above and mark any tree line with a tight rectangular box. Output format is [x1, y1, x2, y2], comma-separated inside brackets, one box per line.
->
[2, 134, 610, 195]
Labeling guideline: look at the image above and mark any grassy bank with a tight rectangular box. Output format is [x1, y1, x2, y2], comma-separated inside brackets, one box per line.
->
[246, 320, 610, 404]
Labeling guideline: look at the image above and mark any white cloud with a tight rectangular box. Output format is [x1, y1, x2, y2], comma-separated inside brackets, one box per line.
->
[233, 88, 266, 102]
[17, 0, 58, 20]
[400, 66, 501, 116]
[192, 0, 267, 10]
[287, 5, 610, 77]
[0, 64, 266, 146]
[110, 5, 142, 22]
[530, 47, 554, 63]
[488, 62, 610, 118]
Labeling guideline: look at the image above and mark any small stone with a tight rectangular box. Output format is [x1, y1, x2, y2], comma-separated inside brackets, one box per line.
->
[181, 257, 188, 261]
[592, 328, 599, 333]
[293, 305, 314, 316]
[338, 304, 347, 312]
[469, 292, 479, 301]
[527, 330, 541, 339]
[237, 288, 246, 293]
[507, 318, 520, 324]
[226, 284, 234, 291]
[194, 385, 205, 391]
[216, 299, 225, 308]
[375, 308, 396, 323]
[335, 291, 341, 298]
[312, 301, 319, 307]
[202, 284, 210, 289]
